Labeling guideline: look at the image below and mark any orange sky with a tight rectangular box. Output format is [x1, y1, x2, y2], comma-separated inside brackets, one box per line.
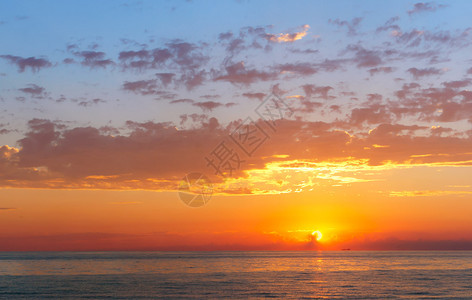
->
[2, 1, 472, 251]
[1, 162, 471, 251]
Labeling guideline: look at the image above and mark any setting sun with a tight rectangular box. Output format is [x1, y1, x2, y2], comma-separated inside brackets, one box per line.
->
[312, 230, 323, 241]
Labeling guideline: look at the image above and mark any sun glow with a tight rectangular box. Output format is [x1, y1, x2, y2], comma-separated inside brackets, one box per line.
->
[312, 230, 323, 241]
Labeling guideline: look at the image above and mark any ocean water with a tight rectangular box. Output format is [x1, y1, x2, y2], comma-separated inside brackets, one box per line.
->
[0, 251, 471, 299]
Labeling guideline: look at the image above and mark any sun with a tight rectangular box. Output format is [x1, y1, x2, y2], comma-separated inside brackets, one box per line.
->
[311, 230, 323, 241]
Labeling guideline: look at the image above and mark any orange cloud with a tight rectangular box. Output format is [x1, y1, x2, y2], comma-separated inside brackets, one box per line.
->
[266, 25, 310, 43]
[1, 117, 472, 193]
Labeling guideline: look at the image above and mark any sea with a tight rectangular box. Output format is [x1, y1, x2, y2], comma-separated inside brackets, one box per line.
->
[0, 251, 471, 299]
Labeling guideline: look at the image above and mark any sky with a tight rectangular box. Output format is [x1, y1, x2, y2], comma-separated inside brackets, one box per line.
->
[1, 0, 472, 251]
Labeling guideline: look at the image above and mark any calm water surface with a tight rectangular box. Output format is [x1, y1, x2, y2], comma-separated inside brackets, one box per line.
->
[0, 251, 471, 299]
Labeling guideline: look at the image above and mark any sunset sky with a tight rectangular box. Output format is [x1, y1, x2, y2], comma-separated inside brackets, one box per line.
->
[1, 0, 472, 251]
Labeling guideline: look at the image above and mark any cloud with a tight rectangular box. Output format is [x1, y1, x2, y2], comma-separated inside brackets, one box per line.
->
[73, 51, 115, 68]
[408, 2, 443, 16]
[0, 124, 12, 135]
[192, 101, 236, 112]
[345, 45, 383, 68]
[170, 98, 236, 111]
[302, 84, 334, 100]
[349, 105, 392, 126]
[317, 59, 347, 72]
[277, 63, 318, 76]
[289, 48, 319, 54]
[376, 17, 401, 33]
[116, 42, 209, 90]
[393, 28, 471, 49]
[117, 41, 208, 73]
[242, 92, 266, 101]
[170, 98, 194, 104]
[78, 98, 106, 107]
[63, 58, 75, 64]
[368, 67, 395, 76]
[407, 67, 442, 79]
[2, 113, 472, 193]
[0, 118, 230, 190]
[166, 41, 209, 70]
[177, 70, 207, 90]
[122, 80, 160, 95]
[329, 17, 363, 36]
[389, 81, 472, 123]
[192, 101, 222, 112]
[218, 31, 233, 41]
[0, 55, 52, 72]
[118, 49, 149, 61]
[155, 73, 175, 86]
[265, 24, 310, 43]
[441, 79, 471, 89]
[19, 84, 46, 97]
[214, 62, 277, 85]
[296, 99, 323, 113]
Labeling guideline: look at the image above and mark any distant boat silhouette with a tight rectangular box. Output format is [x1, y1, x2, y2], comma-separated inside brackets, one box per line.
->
[341, 248, 351, 251]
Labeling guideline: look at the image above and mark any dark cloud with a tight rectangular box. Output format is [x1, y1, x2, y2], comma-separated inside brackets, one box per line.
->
[19, 84, 45, 96]
[375, 17, 401, 33]
[317, 59, 347, 72]
[63, 58, 75, 64]
[0, 55, 52, 72]
[218, 31, 233, 41]
[390, 81, 472, 123]
[118, 41, 208, 71]
[289, 48, 319, 54]
[155, 73, 175, 86]
[368, 67, 395, 76]
[345, 45, 383, 68]
[192, 101, 236, 112]
[302, 84, 334, 100]
[200, 94, 220, 100]
[349, 104, 392, 127]
[441, 79, 471, 89]
[242, 92, 266, 101]
[177, 70, 207, 90]
[297, 99, 323, 113]
[217, 26, 274, 58]
[122, 80, 159, 95]
[0, 125, 11, 135]
[214, 62, 277, 85]
[73, 51, 115, 68]
[0, 118, 227, 189]
[276, 63, 318, 76]
[166, 41, 208, 70]
[393, 28, 471, 49]
[170, 98, 194, 104]
[329, 17, 363, 36]
[116, 42, 208, 89]
[118, 49, 149, 61]
[408, 2, 443, 15]
[407, 67, 442, 79]
[78, 98, 106, 107]
[1, 115, 472, 191]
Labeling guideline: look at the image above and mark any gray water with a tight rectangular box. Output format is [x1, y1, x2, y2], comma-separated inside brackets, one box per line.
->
[0, 251, 471, 299]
